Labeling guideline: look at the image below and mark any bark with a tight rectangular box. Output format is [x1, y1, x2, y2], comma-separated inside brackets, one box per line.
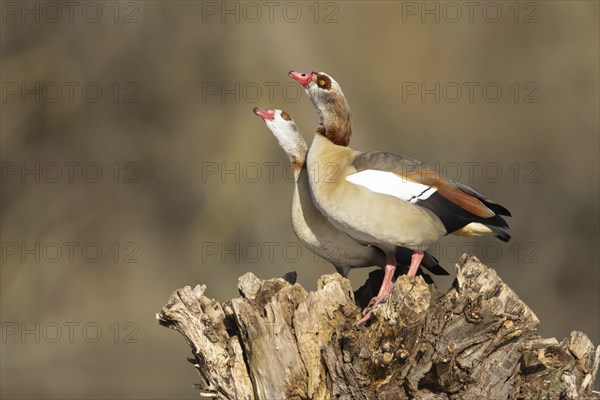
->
[157, 254, 599, 399]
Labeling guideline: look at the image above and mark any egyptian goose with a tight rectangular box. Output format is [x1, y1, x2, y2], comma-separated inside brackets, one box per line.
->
[252, 107, 448, 279]
[289, 71, 511, 321]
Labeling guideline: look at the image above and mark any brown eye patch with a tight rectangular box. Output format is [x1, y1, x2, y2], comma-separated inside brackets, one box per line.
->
[316, 74, 332, 90]
[280, 111, 291, 121]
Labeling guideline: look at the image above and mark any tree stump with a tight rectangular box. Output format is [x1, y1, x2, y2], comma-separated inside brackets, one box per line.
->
[157, 254, 599, 399]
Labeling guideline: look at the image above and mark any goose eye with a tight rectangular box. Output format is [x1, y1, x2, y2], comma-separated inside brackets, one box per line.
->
[319, 79, 326, 87]
[281, 112, 290, 121]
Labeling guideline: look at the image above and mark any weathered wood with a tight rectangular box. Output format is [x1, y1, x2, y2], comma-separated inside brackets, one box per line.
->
[157, 254, 599, 399]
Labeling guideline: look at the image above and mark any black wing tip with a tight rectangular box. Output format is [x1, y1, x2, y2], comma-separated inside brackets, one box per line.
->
[455, 182, 512, 217]
[498, 235, 511, 243]
[491, 204, 512, 217]
[494, 215, 510, 229]
[426, 264, 451, 276]
[423, 253, 450, 275]
[495, 230, 511, 242]
[482, 221, 511, 242]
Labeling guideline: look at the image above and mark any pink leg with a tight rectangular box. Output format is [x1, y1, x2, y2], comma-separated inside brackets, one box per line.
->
[354, 250, 425, 326]
[407, 250, 424, 278]
[354, 251, 396, 326]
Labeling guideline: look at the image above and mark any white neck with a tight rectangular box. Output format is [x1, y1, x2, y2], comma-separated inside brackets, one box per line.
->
[267, 121, 308, 168]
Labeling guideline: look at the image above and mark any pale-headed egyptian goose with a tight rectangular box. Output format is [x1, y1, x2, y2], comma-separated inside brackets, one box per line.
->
[289, 71, 511, 322]
[252, 107, 448, 279]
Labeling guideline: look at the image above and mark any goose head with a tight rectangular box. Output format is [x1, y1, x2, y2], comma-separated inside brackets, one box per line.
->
[289, 71, 352, 146]
[253, 107, 307, 168]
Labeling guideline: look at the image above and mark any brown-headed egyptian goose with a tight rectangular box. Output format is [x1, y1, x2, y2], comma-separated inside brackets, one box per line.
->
[289, 71, 511, 322]
[252, 107, 448, 279]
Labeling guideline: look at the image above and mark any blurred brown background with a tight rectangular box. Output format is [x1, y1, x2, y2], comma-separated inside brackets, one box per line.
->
[1, 1, 598, 398]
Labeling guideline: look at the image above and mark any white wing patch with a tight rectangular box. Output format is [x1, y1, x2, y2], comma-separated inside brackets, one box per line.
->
[346, 170, 437, 203]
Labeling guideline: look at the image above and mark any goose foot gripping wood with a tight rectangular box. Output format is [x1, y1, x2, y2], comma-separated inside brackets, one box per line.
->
[157, 255, 599, 400]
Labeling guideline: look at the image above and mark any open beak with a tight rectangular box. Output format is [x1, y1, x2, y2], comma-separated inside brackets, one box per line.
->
[288, 71, 313, 87]
[253, 107, 275, 121]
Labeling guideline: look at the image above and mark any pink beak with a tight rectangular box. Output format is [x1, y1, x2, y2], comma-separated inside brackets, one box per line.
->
[253, 107, 275, 121]
[289, 71, 313, 87]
